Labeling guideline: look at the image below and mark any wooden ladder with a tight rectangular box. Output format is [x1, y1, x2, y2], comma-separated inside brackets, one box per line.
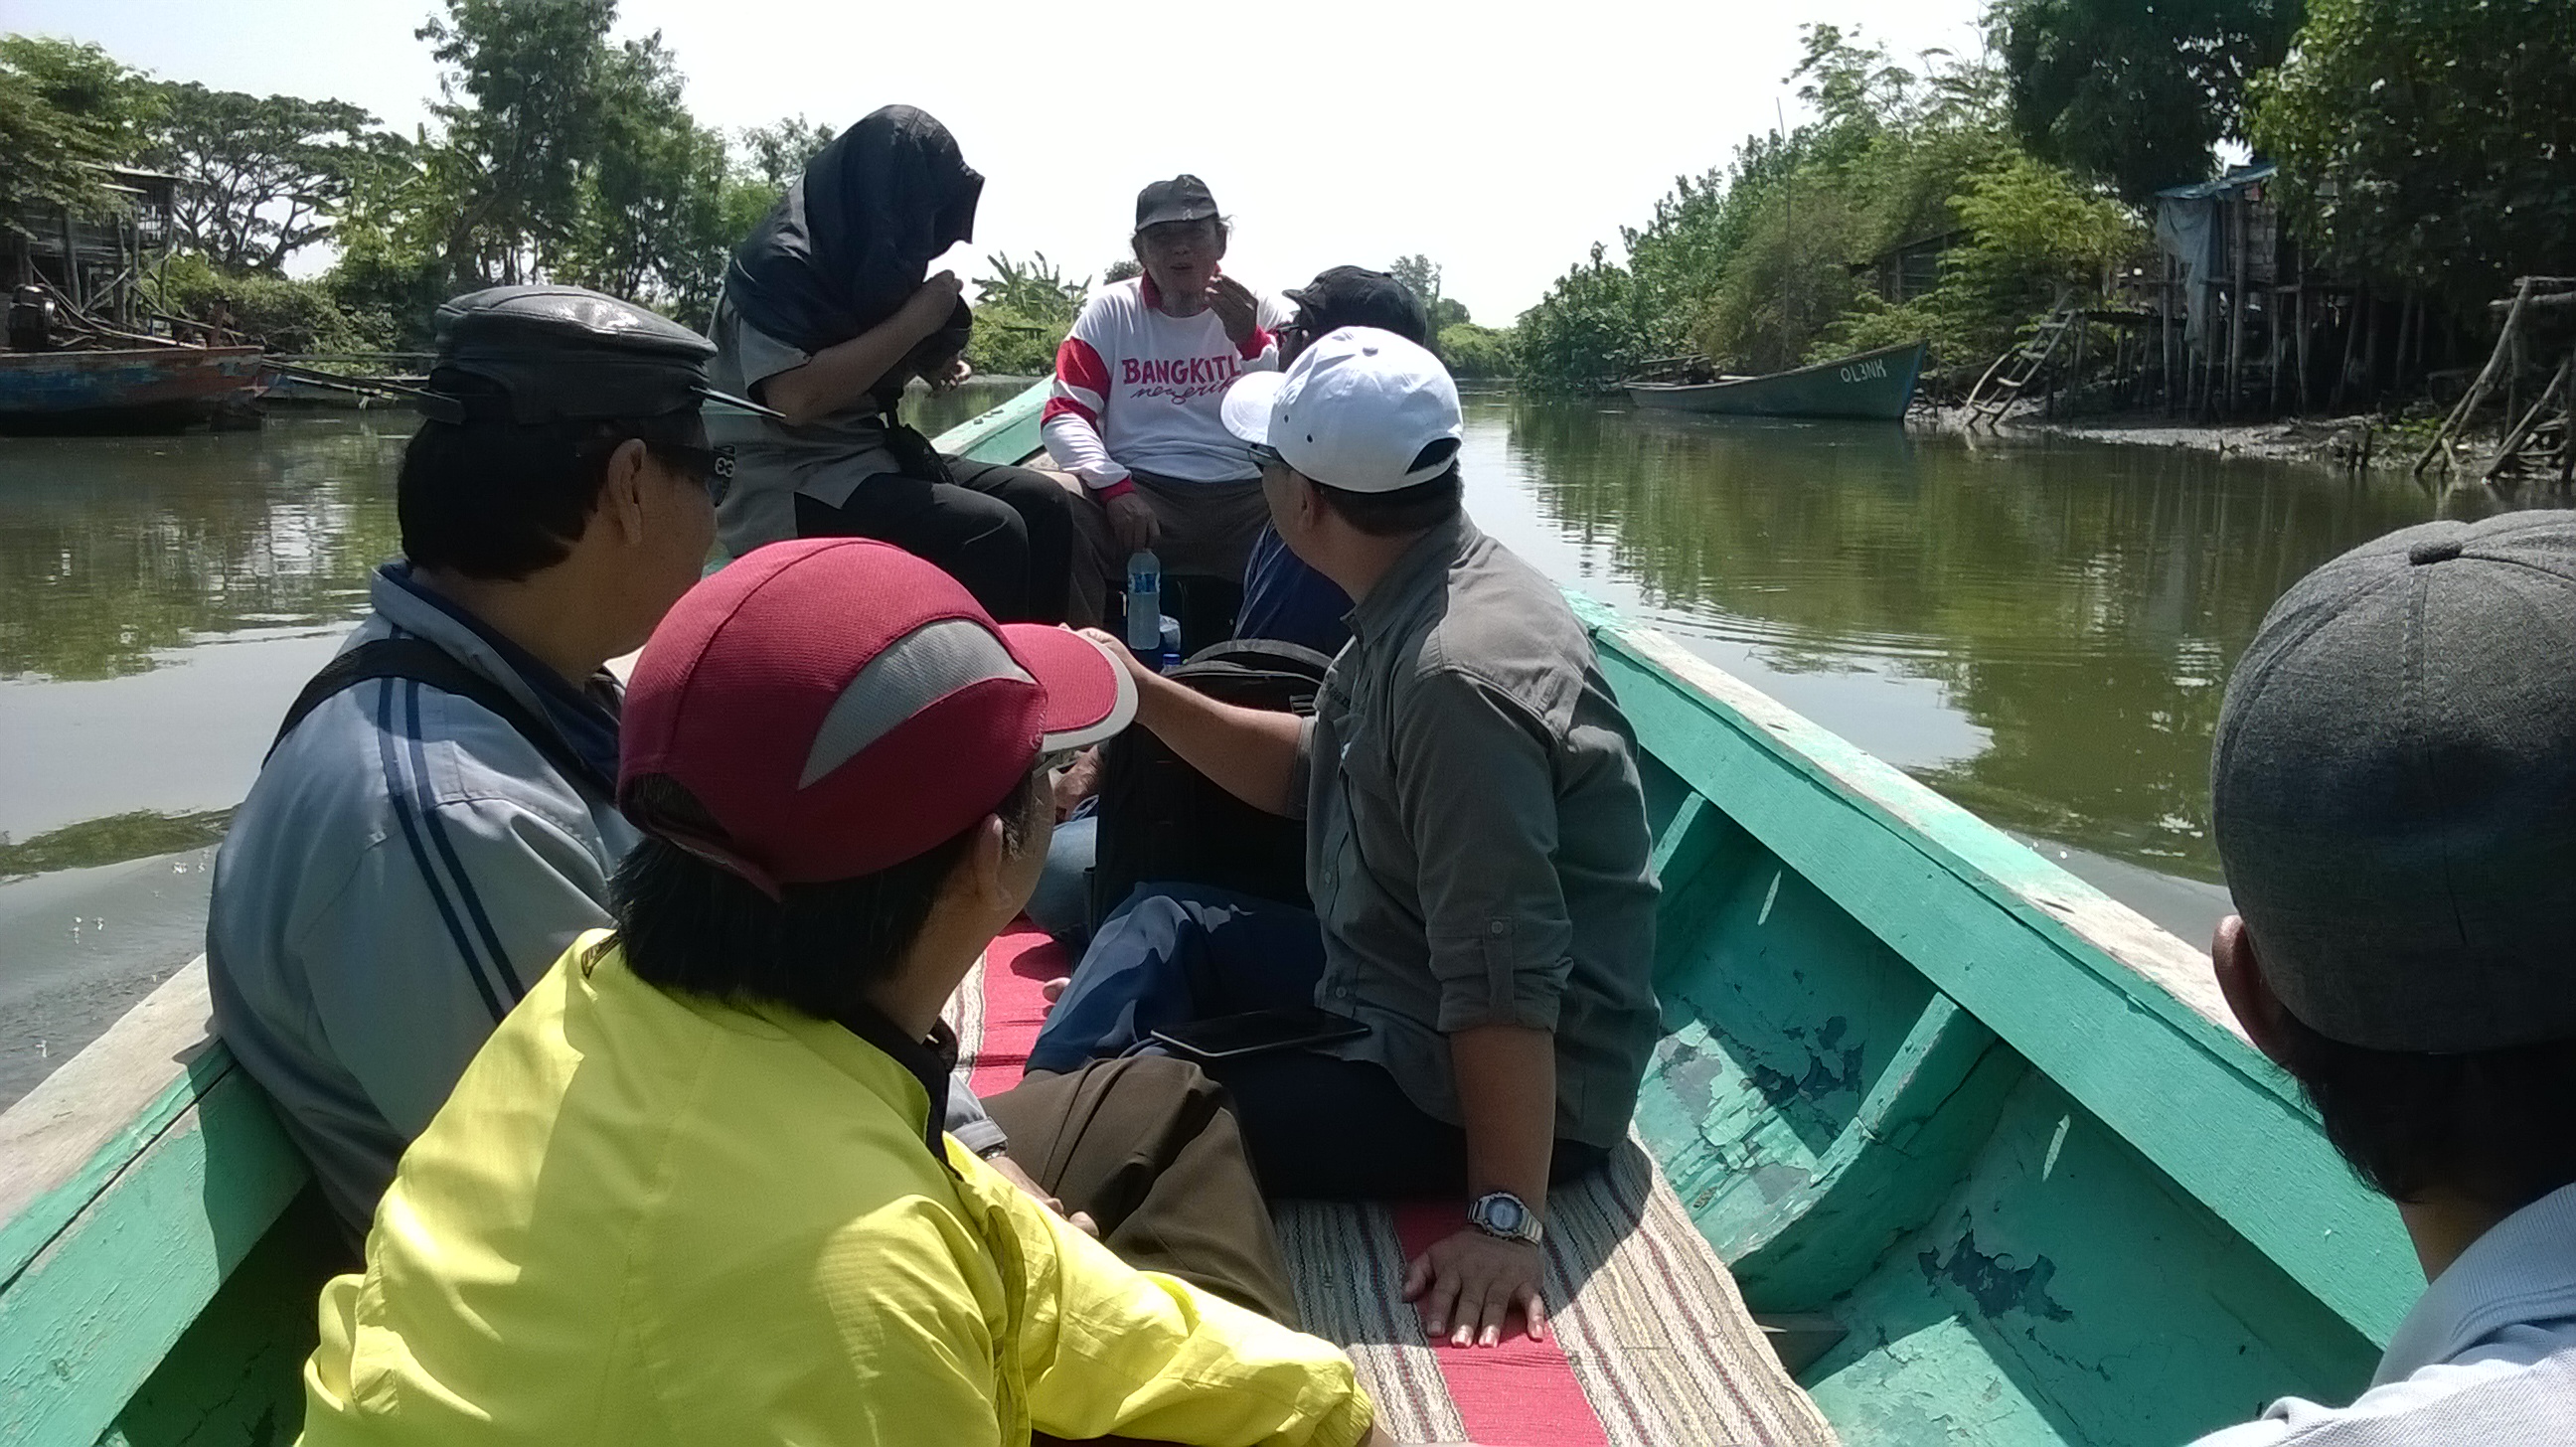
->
[1962, 303, 2082, 428]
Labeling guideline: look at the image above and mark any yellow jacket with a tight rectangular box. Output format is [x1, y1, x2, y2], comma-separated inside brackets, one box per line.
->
[300, 933, 1373, 1447]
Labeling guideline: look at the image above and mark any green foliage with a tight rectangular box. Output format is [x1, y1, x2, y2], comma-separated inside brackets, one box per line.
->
[1520, 22, 2146, 390]
[1437, 322, 1515, 379]
[2250, 0, 2576, 320]
[1995, 0, 2306, 204]
[143, 82, 382, 271]
[151, 251, 390, 352]
[0, 35, 156, 232]
[966, 252, 1088, 376]
[1515, 243, 1646, 393]
[737, 115, 836, 190]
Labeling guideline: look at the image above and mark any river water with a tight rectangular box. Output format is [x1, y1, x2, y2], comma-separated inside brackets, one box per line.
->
[0, 381, 2522, 1106]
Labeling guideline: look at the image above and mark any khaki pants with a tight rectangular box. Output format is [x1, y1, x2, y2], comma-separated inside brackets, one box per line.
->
[1064, 471, 1273, 627]
[985, 1054, 1298, 1328]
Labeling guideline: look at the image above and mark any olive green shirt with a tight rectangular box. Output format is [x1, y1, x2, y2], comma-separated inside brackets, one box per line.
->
[1294, 514, 1660, 1150]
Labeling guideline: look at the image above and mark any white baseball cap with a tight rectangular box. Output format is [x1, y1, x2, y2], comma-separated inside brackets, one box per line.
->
[1220, 326, 1463, 494]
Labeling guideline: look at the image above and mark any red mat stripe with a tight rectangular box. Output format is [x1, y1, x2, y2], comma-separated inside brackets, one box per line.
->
[1389, 1202, 1611, 1447]
[968, 928, 1062, 1096]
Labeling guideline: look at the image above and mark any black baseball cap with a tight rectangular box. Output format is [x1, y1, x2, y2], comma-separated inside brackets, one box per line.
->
[1135, 175, 1220, 232]
[419, 285, 777, 425]
[2211, 511, 2576, 1052]
[1285, 266, 1432, 347]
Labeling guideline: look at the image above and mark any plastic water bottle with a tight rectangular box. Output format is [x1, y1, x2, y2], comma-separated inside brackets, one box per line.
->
[1158, 613, 1184, 671]
[1125, 549, 1162, 656]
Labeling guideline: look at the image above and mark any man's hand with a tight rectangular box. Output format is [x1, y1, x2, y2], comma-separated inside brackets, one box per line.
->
[984, 1151, 1099, 1237]
[895, 270, 966, 339]
[1103, 488, 1162, 552]
[1208, 273, 1261, 349]
[1077, 626, 1159, 688]
[928, 354, 973, 392]
[1050, 745, 1103, 820]
[1404, 1227, 1548, 1347]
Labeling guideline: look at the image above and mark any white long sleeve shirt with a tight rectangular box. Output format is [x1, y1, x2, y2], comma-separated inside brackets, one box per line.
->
[1042, 276, 1291, 492]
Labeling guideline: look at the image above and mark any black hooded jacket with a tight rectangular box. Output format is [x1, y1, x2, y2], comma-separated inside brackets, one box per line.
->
[724, 105, 983, 357]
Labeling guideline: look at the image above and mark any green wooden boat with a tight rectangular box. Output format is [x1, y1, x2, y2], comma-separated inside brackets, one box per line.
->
[0, 379, 2414, 1446]
[1626, 340, 1928, 420]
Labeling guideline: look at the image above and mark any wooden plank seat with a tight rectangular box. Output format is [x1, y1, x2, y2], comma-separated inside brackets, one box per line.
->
[952, 926, 1842, 1447]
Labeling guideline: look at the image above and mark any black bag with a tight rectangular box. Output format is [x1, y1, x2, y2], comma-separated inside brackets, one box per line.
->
[1087, 639, 1333, 929]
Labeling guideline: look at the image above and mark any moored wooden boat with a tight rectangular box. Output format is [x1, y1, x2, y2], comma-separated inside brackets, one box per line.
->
[0, 345, 267, 434]
[1626, 340, 1928, 421]
[0, 379, 2416, 1445]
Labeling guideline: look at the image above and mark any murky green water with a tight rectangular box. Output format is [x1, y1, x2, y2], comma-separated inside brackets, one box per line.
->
[0, 382, 2525, 1103]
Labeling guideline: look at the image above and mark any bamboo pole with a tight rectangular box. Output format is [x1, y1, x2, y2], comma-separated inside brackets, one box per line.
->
[2334, 285, 2362, 411]
[2418, 277, 2537, 475]
[2484, 351, 2572, 482]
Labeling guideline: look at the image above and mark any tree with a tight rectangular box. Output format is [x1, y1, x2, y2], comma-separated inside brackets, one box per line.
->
[1994, 0, 2306, 204]
[2251, 0, 2576, 319]
[414, 0, 622, 285]
[1388, 253, 1471, 330]
[558, 31, 732, 318]
[145, 82, 382, 271]
[0, 36, 155, 235]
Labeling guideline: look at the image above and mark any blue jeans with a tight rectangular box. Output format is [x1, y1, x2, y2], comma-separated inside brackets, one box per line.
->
[1029, 882, 1323, 1075]
[1027, 807, 1097, 947]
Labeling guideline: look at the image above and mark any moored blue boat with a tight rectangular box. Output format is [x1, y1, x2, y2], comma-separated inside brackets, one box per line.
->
[1626, 340, 1927, 421]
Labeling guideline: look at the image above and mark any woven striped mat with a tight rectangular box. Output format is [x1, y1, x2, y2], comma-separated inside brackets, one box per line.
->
[952, 927, 1839, 1447]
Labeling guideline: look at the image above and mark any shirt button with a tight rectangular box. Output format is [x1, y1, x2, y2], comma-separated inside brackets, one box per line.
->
[1488, 921, 1507, 935]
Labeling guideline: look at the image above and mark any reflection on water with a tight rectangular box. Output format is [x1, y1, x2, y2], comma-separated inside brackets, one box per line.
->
[0, 383, 2532, 1106]
[1474, 399, 2504, 883]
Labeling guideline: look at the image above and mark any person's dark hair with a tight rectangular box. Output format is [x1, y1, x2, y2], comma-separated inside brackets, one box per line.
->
[398, 375, 699, 580]
[2270, 1006, 2576, 1215]
[1311, 442, 1464, 538]
[609, 770, 1048, 1024]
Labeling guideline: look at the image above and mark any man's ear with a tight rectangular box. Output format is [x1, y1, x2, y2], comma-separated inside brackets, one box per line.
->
[599, 437, 653, 547]
[2212, 914, 2294, 1068]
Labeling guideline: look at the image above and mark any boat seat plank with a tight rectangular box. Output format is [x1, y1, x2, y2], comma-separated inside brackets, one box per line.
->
[952, 927, 1841, 1447]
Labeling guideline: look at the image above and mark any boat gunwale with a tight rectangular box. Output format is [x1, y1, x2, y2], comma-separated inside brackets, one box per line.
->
[1573, 594, 2415, 1347]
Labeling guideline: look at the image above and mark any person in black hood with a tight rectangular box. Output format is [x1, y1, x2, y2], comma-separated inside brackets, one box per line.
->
[706, 105, 1075, 624]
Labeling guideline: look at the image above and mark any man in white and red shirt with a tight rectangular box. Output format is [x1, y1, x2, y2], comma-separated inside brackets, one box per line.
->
[1045, 175, 1293, 624]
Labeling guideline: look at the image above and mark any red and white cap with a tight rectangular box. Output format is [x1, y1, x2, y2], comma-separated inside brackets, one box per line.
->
[618, 538, 1134, 893]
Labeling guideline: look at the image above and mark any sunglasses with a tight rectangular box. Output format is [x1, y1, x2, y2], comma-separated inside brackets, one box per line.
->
[650, 441, 735, 507]
[1248, 441, 1290, 472]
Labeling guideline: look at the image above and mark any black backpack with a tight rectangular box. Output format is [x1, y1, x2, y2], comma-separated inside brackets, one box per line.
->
[1088, 639, 1333, 929]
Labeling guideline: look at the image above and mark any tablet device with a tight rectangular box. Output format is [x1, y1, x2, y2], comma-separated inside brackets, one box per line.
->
[1150, 1006, 1368, 1062]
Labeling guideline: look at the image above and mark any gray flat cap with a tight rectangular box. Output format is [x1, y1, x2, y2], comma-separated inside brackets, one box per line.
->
[423, 284, 775, 425]
[2212, 511, 2576, 1051]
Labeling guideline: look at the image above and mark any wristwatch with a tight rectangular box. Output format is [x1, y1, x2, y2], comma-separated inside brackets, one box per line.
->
[1467, 1191, 1543, 1246]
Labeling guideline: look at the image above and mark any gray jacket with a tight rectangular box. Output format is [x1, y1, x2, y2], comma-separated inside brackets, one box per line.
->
[209, 565, 1002, 1233]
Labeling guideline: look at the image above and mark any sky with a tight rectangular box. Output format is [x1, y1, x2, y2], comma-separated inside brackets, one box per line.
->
[9, 0, 1991, 322]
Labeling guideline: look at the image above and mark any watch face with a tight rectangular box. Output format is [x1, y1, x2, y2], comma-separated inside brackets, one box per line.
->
[1485, 1197, 1524, 1232]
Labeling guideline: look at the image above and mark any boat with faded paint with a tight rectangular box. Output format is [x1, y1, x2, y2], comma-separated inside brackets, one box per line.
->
[0, 379, 2415, 1446]
[1626, 340, 1928, 421]
[0, 345, 267, 434]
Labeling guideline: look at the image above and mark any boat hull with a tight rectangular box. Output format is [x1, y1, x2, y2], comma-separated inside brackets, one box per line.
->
[1627, 341, 1927, 420]
[0, 378, 2421, 1447]
[0, 347, 267, 434]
